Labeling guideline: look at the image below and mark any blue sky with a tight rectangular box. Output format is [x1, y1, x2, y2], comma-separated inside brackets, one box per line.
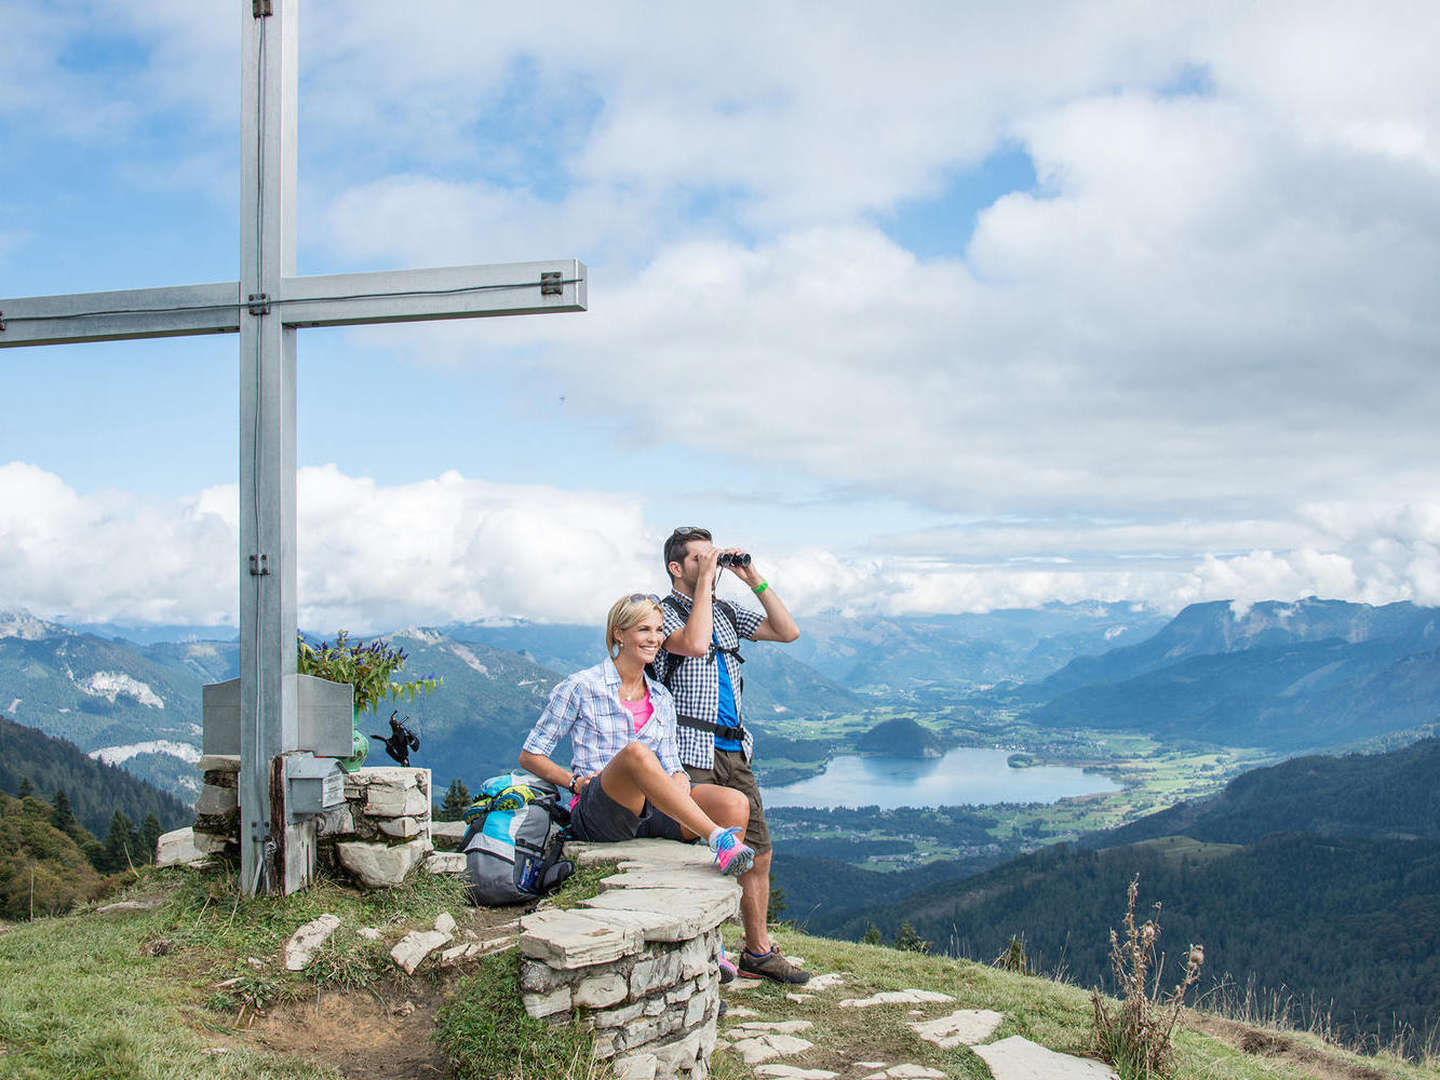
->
[3, 2, 1439, 631]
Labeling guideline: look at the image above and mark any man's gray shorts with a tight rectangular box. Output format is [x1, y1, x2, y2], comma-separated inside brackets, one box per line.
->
[570, 776, 685, 844]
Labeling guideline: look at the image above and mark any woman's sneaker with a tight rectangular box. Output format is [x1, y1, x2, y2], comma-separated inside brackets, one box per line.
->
[709, 826, 755, 877]
[738, 947, 811, 985]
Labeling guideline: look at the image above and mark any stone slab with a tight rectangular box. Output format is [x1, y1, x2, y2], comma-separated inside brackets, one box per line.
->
[431, 819, 467, 850]
[756, 1068, 839, 1080]
[804, 972, 847, 991]
[195, 782, 239, 816]
[598, 868, 740, 898]
[733, 1021, 815, 1034]
[565, 838, 714, 869]
[839, 989, 955, 1008]
[425, 851, 466, 875]
[390, 928, 451, 974]
[971, 1036, 1119, 1080]
[567, 904, 690, 942]
[284, 913, 341, 971]
[862, 1067, 945, 1080]
[729, 1033, 815, 1065]
[196, 755, 240, 773]
[336, 838, 429, 888]
[519, 908, 643, 968]
[579, 887, 737, 936]
[155, 827, 203, 867]
[908, 1008, 1004, 1049]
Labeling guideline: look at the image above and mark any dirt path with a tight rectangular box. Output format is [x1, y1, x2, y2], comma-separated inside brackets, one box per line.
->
[253, 985, 451, 1080]
[1187, 1013, 1392, 1080]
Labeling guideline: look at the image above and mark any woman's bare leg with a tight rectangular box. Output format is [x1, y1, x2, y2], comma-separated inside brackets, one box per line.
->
[597, 742, 719, 839]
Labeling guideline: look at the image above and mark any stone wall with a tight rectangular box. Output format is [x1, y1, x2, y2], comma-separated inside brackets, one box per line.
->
[177, 759, 437, 890]
[518, 839, 741, 1080]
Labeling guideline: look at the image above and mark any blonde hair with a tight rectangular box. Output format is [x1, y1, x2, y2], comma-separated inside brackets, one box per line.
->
[606, 593, 663, 659]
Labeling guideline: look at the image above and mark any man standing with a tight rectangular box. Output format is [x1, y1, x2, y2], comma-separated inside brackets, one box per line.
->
[652, 526, 808, 984]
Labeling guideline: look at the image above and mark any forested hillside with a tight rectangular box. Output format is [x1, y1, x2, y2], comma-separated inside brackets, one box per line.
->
[0, 715, 190, 836]
[818, 738, 1440, 1053]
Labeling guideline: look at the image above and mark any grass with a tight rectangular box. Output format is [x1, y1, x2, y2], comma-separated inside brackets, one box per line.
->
[3, 860, 1438, 1080]
[434, 950, 599, 1080]
[713, 926, 1440, 1080]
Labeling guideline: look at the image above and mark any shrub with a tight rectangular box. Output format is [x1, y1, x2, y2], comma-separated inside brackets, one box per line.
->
[1090, 874, 1204, 1080]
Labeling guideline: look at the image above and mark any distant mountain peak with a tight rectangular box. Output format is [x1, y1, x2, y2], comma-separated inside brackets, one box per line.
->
[0, 608, 69, 641]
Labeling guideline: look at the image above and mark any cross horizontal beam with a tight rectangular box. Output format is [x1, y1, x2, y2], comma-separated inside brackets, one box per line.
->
[0, 259, 586, 348]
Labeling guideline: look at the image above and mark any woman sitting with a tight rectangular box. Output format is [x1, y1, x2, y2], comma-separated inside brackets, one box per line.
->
[519, 593, 755, 875]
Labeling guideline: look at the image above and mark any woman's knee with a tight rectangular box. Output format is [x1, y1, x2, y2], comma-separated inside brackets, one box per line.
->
[612, 740, 659, 770]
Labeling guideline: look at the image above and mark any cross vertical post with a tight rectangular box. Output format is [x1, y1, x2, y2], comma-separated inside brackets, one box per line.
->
[0, 0, 587, 898]
[239, 0, 301, 894]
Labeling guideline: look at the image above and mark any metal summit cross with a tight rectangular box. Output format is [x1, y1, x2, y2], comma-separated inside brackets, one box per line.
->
[0, 0, 587, 895]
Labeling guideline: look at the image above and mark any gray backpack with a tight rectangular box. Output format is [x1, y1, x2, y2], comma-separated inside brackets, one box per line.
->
[460, 772, 574, 906]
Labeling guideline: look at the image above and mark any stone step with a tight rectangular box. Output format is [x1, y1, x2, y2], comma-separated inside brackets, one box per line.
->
[971, 1036, 1119, 1080]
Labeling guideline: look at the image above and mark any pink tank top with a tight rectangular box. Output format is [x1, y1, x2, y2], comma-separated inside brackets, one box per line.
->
[621, 688, 654, 732]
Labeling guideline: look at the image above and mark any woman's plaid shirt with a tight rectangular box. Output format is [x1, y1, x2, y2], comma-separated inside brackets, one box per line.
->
[521, 658, 683, 777]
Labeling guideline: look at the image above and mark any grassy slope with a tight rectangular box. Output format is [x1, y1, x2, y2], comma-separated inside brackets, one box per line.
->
[1, 866, 1437, 1080]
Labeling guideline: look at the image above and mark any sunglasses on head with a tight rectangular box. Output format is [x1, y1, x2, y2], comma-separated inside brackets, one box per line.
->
[627, 593, 661, 603]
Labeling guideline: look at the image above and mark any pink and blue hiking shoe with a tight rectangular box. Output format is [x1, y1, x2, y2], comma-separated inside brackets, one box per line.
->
[710, 826, 755, 877]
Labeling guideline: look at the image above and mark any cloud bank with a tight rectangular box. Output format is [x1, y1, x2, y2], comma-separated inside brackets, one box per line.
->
[3, 463, 1437, 629]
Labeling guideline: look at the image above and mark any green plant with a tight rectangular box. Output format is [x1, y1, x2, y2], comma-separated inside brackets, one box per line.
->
[435, 952, 598, 1080]
[994, 933, 1031, 974]
[296, 632, 441, 714]
[1090, 874, 1204, 1080]
[893, 920, 931, 953]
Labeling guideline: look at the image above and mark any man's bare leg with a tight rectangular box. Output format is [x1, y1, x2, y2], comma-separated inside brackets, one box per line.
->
[739, 848, 773, 954]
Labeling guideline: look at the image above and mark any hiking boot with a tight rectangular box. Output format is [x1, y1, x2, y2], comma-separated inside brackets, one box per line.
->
[710, 826, 755, 877]
[738, 947, 811, 985]
[717, 953, 738, 984]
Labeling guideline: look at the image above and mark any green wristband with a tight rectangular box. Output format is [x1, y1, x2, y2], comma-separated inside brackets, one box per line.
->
[752, 580, 769, 595]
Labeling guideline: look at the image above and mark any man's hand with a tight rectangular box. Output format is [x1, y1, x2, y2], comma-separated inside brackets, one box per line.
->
[723, 548, 765, 589]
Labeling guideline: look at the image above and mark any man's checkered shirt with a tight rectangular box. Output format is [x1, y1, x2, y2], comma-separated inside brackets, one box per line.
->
[521, 658, 683, 778]
[653, 588, 764, 768]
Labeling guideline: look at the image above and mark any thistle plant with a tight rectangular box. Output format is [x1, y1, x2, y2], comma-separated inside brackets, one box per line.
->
[1090, 874, 1205, 1080]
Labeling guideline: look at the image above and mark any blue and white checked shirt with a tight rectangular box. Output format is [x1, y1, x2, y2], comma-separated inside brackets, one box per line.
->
[521, 658, 683, 778]
[654, 589, 764, 768]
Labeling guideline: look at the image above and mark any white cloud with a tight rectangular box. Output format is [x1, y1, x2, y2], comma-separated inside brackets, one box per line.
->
[4, 463, 1438, 628]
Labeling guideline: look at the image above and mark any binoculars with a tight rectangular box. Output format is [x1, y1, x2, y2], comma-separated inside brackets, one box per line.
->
[717, 552, 752, 568]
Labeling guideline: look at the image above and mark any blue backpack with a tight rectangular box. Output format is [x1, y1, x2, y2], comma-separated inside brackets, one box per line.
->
[460, 772, 574, 906]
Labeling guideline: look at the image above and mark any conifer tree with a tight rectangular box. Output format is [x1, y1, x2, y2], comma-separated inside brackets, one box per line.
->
[139, 814, 164, 865]
[438, 777, 472, 821]
[50, 789, 83, 842]
[16, 776, 34, 799]
[100, 810, 139, 874]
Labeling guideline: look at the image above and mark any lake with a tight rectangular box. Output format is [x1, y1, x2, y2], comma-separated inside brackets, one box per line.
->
[759, 747, 1121, 810]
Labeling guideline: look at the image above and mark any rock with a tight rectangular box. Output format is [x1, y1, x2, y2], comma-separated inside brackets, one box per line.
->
[285, 913, 341, 971]
[629, 948, 685, 998]
[357, 927, 382, 940]
[425, 851, 466, 875]
[433, 912, 457, 935]
[574, 971, 629, 1008]
[734, 1021, 814, 1034]
[155, 827, 203, 867]
[195, 782, 238, 816]
[192, 829, 233, 856]
[598, 868, 741, 897]
[316, 804, 355, 837]
[839, 989, 955, 1008]
[855, 1064, 889, 1070]
[565, 838, 714, 869]
[377, 815, 423, 839]
[390, 929, 452, 974]
[756, 1068, 839, 1080]
[519, 909, 642, 969]
[431, 819, 467, 850]
[522, 985, 573, 1019]
[806, 973, 847, 991]
[908, 1008, 1004, 1049]
[565, 904, 689, 942]
[197, 755, 240, 773]
[336, 838, 428, 888]
[971, 1036, 1119, 1080]
[96, 898, 164, 914]
[579, 887, 738, 937]
[724, 1006, 760, 1018]
[246, 957, 266, 970]
[729, 1033, 814, 1065]
[785, 993, 814, 1003]
[862, 1067, 945, 1080]
[612, 1052, 659, 1080]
